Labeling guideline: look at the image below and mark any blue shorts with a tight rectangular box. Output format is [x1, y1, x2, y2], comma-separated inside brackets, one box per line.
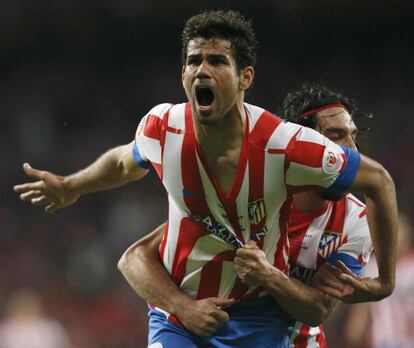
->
[148, 296, 293, 348]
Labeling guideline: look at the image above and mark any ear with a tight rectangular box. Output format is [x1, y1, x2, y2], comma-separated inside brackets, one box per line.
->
[239, 66, 254, 91]
[181, 66, 186, 83]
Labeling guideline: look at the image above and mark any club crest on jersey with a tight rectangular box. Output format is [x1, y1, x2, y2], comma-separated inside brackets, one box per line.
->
[248, 199, 266, 225]
[318, 231, 343, 258]
[322, 146, 343, 174]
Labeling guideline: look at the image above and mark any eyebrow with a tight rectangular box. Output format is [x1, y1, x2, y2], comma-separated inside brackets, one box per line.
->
[186, 53, 230, 60]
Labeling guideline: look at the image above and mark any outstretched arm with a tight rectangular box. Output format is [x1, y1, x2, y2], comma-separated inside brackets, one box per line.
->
[234, 241, 341, 326]
[14, 142, 148, 213]
[118, 223, 235, 337]
[323, 155, 397, 302]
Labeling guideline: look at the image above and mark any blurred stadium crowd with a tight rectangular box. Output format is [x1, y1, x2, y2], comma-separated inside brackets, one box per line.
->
[1, 0, 413, 347]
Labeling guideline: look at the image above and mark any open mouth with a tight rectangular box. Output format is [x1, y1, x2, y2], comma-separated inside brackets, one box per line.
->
[195, 86, 215, 107]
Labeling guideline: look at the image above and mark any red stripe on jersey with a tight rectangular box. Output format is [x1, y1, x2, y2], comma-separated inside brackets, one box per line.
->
[293, 325, 311, 348]
[283, 128, 301, 178]
[274, 198, 292, 273]
[151, 162, 162, 178]
[347, 195, 364, 207]
[249, 111, 281, 248]
[289, 141, 326, 168]
[316, 325, 327, 348]
[170, 104, 214, 287]
[144, 114, 163, 140]
[170, 218, 205, 286]
[159, 220, 169, 260]
[181, 103, 210, 213]
[196, 250, 235, 299]
[325, 199, 347, 233]
[228, 277, 249, 299]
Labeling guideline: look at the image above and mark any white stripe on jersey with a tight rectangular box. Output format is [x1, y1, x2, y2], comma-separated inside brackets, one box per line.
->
[286, 162, 340, 188]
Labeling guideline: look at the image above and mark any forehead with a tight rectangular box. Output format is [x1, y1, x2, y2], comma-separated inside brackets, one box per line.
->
[186, 37, 233, 57]
[316, 107, 355, 129]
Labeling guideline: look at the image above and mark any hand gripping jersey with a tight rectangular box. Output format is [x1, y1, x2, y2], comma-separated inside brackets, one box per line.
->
[288, 194, 372, 348]
[133, 102, 360, 309]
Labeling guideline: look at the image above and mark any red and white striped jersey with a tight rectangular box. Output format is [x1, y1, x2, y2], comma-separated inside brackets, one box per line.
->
[133, 102, 360, 303]
[288, 194, 372, 348]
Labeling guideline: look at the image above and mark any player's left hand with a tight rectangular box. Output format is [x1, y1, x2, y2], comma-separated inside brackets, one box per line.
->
[313, 260, 392, 303]
[234, 240, 273, 286]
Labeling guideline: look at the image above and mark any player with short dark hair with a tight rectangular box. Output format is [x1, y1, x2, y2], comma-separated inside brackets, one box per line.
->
[119, 83, 374, 348]
[14, 10, 397, 348]
[181, 10, 258, 71]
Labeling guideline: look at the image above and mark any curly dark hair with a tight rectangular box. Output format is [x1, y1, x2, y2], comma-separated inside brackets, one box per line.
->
[281, 83, 357, 129]
[181, 10, 258, 71]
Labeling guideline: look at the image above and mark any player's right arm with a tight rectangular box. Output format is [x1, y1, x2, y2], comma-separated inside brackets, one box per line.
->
[286, 125, 397, 302]
[13, 142, 148, 213]
[118, 223, 235, 337]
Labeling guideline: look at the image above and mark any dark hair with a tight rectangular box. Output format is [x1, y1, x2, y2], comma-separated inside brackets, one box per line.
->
[281, 83, 357, 129]
[181, 10, 257, 70]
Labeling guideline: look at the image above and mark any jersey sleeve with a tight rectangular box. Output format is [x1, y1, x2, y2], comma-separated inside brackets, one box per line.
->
[285, 126, 361, 194]
[326, 199, 373, 276]
[132, 103, 172, 169]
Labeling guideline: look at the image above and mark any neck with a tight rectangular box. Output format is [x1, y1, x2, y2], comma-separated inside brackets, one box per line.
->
[194, 100, 246, 154]
[293, 191, 328, 213]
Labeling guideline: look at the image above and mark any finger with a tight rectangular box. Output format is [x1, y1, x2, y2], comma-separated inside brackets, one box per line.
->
[14, 182, 44, 193]
[19, 190, 43, 201]
[244, 240, 258, 249]
[313, 274, 346, 292]
[45, 202, 59, 214]
[197, 326, 216, 337]
[339, 273, 364, 290]
[210, 308, 230, 323]
[235, 248, 258, 259]
[31, 196, 51, 206]
[211, 297, 236, 308]
[335, 260, 355, 277]
[317, 285, 346, 299]
[23, 163, 45, 180]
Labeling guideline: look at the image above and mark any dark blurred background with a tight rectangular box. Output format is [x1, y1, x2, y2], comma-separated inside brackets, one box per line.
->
[1, 0, 413, 347]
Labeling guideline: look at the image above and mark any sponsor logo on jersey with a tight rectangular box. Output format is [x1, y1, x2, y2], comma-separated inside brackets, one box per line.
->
[188, 212, 243, 249]
[248, 199, 266, 225]
[250, 225, 268, 242]
[318, 231, 343, 258]
[289, 264, 316, 285]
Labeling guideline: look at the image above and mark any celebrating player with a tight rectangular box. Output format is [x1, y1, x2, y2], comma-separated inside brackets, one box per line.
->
[14, 11, 397, 348]
[118, 83, 374, 347]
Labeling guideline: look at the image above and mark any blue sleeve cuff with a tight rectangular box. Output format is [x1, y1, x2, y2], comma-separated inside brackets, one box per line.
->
[326, 252, 362, 276]
[132, 142, 151, 169]
[327, 146, 361, 194]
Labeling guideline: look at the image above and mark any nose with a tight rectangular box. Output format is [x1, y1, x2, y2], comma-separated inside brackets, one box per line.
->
[341, 135, 357, 150]
[196, 61, 211, 79]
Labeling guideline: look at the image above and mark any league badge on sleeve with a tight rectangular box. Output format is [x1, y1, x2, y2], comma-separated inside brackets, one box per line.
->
[322, 145, 344, 175]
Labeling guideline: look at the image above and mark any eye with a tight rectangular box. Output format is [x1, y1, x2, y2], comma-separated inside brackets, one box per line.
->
[187, 56, 201, 66]
[209, 56, 227, 66]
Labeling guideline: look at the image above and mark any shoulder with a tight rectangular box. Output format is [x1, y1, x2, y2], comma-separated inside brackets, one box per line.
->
[245, 103, 302, 149]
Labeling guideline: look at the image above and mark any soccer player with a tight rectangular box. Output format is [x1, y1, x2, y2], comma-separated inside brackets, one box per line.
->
[14, 10, 397, 348]
[234, 84, 374, 347]
[118, 84, 373, 348]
